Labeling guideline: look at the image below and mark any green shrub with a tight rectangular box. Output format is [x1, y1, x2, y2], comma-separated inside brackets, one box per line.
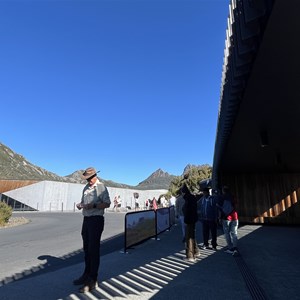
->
[0, 202, 13, 226]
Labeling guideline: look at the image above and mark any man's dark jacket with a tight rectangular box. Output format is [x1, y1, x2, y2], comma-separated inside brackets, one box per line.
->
[182, 185, 198, 224]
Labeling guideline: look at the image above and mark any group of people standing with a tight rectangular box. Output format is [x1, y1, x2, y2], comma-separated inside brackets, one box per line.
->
[176, 182, 239, 262]
[73, 166, 238, 293]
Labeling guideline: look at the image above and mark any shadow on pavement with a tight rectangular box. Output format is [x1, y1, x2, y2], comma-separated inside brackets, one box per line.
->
[0, 233, 124, 287]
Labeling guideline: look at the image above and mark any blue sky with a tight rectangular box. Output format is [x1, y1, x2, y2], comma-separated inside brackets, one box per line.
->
[0, 0, 229, 186]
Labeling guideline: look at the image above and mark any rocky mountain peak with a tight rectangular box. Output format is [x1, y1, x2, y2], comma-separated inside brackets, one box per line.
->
[147, 168, 170, 179]
[136, 168, 175, 190]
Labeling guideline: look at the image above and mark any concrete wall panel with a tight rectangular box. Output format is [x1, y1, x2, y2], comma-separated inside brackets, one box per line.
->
[3, 181, 167, 212]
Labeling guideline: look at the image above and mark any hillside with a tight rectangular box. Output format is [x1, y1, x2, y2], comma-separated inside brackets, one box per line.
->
[136, 168, 176, 190]
[0, 142, 175, 189]
[0, 143, 72, 182]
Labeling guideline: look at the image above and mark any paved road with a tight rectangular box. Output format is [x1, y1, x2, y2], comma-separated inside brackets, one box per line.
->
[0, 211, 125, 282]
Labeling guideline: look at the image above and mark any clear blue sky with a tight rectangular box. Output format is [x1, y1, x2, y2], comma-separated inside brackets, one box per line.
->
[0, 0, 229, 186]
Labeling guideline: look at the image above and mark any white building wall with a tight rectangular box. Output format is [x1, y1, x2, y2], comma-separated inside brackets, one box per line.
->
[3, 181, 167, 212]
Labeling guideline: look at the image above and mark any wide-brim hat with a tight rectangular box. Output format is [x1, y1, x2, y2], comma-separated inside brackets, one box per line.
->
[82, 167, 99, 180]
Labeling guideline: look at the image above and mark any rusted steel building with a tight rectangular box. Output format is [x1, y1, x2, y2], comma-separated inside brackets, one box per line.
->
[213, 0, 300, 224]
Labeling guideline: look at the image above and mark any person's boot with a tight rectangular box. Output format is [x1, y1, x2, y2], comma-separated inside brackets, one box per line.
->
[73, 274, 88, 286]
[79, 278, 97, 293]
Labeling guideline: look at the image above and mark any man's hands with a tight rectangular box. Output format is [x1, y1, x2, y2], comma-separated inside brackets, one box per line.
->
[76, 202, 110, 210]
[76, 203, 94, 210]
[76, 203, 83, 210]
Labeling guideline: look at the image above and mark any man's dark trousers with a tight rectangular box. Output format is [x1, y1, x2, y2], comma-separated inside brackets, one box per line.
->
[202, 220, 217, 248]
[81, 215, 104, 281]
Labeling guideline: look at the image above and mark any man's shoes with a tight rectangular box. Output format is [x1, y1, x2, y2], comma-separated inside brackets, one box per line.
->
[73, 274, 88, 286]
[184, 257, 196, 263]
[232, 248, 239, 256]
[79, 279, 97, 293]
[200, 244, 207, 250]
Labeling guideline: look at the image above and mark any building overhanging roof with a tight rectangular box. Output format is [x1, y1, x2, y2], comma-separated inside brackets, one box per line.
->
[213, 0, 300, 182]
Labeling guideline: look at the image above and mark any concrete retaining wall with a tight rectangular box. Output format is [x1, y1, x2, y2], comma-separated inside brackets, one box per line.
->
[3, 181, 167, 212]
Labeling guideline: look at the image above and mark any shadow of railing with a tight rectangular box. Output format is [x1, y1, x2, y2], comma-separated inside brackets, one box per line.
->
[63, 224, 264, 300]
[64, 224, 300, 300]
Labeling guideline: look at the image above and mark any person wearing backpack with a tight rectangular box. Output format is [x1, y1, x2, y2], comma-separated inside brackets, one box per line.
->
[218, 186, 239, 255]
[197, 188, 218, 250]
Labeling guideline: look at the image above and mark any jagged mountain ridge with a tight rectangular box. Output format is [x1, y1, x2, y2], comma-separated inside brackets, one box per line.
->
[64, 170, 136, 189]
[0, 143, 73, 182]
[136, 168, 176, 190]
[0, 142, 175, 189]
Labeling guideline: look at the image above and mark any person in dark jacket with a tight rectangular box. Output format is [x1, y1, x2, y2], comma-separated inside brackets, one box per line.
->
[181, 183, 200, 262]
[197, 188, 218, 250]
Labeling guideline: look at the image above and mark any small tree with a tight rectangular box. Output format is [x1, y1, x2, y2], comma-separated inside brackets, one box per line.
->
[0, 202, 13, 226]
[168, 176, 183, 196]
[168, 165, 212, 195]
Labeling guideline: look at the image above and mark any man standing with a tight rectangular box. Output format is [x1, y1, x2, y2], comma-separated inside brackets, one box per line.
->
[181, 183, 200, 262]
[198, 188, 218, 250]
[74, 167, 111, 293]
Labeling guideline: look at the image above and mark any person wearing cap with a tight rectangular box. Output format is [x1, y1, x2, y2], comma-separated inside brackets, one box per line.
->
[197, 187, 218, 250]
[73, 167, 111, 293]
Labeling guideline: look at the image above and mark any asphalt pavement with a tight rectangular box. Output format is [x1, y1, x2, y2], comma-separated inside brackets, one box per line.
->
[0, 218, 300, 300]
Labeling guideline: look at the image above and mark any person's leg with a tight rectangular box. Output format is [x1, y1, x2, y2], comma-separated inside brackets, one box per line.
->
[185, 223, 194, 259]
[230, 219, 239, 249]
[81, 217, 91, 276]
[179, 216, 185, 240]
[210, 220, 218, 249]
[192, 223, 200, 257]
[202, 220, 209, 247]
[222, 220, 233, 249]
[73, 218, 89, 285]
[88, 216, 104, 281]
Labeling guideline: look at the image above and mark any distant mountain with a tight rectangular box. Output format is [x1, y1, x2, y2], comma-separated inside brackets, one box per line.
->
[0, 142, 174, 190]
[64, 170, 135, 189]
[0, 143, 73, 182]
[136, 168, 176, 190]
[64, 168, 174, 190]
